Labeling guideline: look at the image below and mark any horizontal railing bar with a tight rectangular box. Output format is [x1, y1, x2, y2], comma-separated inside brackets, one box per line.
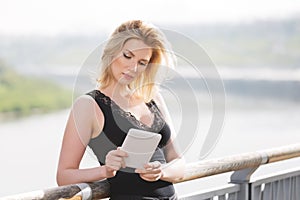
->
[260, 144, 300, 163]
[2, 143, 300, 200]
[178, 143, 300, 183]
[0, 181, 110, 200]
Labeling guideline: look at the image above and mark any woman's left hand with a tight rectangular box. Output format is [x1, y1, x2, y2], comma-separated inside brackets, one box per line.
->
[135, 161, 163, 182]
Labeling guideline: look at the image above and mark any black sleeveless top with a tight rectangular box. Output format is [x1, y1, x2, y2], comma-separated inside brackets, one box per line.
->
[86, 90, 175, 197]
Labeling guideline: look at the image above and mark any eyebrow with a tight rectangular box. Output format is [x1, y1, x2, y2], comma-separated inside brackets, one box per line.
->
[125, 49, 150, 63]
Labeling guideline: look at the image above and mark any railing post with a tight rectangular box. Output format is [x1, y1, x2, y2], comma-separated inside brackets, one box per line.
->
[230, 167, 258, 200]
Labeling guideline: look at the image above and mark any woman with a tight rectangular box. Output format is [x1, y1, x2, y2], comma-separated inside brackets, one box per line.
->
[56, 20, 185, 200]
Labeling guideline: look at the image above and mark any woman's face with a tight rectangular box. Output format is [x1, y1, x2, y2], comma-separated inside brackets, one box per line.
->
[110, 39, 152, 85]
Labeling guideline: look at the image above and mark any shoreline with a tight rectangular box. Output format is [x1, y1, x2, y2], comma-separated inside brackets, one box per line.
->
[0, 108, 70, 123]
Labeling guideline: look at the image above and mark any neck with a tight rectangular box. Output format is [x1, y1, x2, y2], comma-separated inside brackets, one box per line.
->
[100, 81, 133, 100]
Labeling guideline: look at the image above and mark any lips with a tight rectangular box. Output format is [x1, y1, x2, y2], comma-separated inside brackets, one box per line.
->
[122, 73, 135, 80]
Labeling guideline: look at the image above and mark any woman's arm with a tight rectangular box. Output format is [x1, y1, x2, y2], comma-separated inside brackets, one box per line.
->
[136, 92, 185, 183]
[56, 95, 121, 186]
[160, 142, 185, 183]
[155, 93, 185, 182]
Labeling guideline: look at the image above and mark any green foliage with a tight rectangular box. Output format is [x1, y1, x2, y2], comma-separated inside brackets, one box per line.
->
[0, 61, 72, 118]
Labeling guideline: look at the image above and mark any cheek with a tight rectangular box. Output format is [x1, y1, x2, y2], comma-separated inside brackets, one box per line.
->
[109, 64, 119, 81]
[111, 58, 123, 74]
[111, 56, 128, 71]
[139, 64, 149, 73]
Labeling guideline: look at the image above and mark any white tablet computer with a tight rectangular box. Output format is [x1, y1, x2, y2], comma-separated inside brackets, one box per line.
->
[121, 128, 162, 169]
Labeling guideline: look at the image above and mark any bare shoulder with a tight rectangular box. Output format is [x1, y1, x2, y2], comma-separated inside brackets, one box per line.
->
[70, 95, 98, 122]
[73, 95, 96, 108]
[71, 95, 100, 113]
[72, 95, 104, 136]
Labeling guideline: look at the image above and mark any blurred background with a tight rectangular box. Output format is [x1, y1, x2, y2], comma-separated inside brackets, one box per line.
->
[0, 0, 300, 197]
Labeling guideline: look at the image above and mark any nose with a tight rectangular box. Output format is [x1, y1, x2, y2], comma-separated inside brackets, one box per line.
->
[129, 60, 138, 72]
[133, 63, 138, 72]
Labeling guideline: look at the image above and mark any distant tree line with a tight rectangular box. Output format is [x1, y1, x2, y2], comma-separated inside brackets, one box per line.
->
[0, 60, 72, 119]
[0, 17, 299, 69]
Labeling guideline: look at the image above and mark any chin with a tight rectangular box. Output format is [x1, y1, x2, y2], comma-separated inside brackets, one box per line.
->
[117, 76, 135, 85]
[117, 79, 132, 86]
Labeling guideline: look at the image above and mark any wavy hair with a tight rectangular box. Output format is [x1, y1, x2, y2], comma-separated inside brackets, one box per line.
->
[97, 20, 175, 101]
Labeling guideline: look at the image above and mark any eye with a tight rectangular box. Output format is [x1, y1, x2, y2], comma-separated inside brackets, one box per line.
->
[123, 52, 131, 59]
[139, 61, 148, 67]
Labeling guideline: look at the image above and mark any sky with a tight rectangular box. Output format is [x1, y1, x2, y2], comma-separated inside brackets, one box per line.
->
[1, 0, 300, 36]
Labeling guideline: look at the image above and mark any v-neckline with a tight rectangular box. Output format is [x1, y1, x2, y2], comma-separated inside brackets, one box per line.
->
[97, 90, 156, 129]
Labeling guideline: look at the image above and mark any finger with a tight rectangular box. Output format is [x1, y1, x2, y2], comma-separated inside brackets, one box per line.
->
[117, 147, 128, 157]
[139, 173, 161, 182]
[107, 148, 127, 158]
[106, 150, 127, 162]
[106, 157, 127, 170]
[144, 161, 161, 169]
[150, 168, 162, 174]
[135, 168, 147, 173]
[106, 160, 121, 170]
[107, 160, 123, 170]
[107, 155, 124, 163]
[120, 158, 126, 167]
[135, 168, 161, 174]
[143, 173, 161, 179]
[145, 168, 161, 175]
[110, 155, 127, 168]
[136, 163, 161, 173]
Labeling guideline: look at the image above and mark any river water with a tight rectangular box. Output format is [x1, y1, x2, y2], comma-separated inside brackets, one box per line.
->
[1, 66, 300, 197]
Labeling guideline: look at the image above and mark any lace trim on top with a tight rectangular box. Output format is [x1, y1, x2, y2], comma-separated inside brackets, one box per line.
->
[92, 90, 165, 132]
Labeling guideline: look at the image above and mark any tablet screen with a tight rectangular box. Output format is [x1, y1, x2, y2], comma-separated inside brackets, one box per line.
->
[121, 128, 162, 169]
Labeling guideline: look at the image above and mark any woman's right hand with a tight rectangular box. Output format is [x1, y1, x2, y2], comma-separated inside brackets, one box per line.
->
[104, 147, 128, 177]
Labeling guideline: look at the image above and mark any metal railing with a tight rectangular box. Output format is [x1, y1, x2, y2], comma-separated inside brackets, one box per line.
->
[179, 184, 240, 200]
[250, 168, 300, 200]
[179, 168, 300, 200]
[2, 143, 300, 200]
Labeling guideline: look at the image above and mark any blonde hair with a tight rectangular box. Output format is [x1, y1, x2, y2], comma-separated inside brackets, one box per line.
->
[97, 20, 175, 102]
